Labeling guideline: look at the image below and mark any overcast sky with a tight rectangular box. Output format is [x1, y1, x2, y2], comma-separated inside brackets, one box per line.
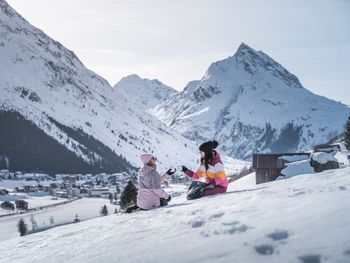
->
[7, 0, 350, 105]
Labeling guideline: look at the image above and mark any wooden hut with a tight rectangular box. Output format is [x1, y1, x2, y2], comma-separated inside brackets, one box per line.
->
[15, 200, 29, 210]
[253, 153, 310, 184]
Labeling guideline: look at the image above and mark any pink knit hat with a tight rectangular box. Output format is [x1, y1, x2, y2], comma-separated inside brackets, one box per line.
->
[140, 153, 154, 164]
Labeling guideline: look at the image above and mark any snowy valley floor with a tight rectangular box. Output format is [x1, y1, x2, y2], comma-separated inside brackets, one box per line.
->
[0, 168, 350, 263]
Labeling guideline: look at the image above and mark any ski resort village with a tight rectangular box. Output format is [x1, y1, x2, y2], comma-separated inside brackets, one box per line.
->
[0, 0, 350, 262]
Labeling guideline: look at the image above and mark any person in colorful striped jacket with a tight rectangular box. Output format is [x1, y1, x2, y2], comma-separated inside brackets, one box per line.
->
[181, 140, 228, 197]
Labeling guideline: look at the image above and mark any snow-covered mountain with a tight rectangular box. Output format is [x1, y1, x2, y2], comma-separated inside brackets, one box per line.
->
[151, 43, 350, 160]
[1, 167, 349, 262]
[113, 74, 177, 111]
[0, 0, 198, 173]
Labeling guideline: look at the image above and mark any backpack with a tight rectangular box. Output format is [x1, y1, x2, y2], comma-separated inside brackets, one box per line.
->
[187, 181, 214, 200]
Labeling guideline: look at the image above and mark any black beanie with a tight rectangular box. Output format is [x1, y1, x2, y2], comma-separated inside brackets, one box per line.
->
[199, 140, 219, 153]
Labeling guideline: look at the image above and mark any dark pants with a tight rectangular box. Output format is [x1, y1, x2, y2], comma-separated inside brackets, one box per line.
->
[202, 185, 227, 196]
[125, 204, 139, 213]
[125, 198, 167, 213]
[159, 198, 168, 206]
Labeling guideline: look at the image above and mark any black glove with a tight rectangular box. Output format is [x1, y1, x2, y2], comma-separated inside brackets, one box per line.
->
[181, 166, 189, 173]
[166, 168, 176, 175]
[167, 195, 171, 202]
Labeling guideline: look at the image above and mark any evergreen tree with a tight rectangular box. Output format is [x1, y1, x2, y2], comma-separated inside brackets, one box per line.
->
[345, 115, 350, 151]
[119, 180, 138, 209]
[74, 213, 80, 223]
[17, 218, 27, 236]
[100, 205, 108, 216]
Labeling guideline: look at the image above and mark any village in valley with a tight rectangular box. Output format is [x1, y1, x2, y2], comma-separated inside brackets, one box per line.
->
[0, 170, 127, 242]
[0, 171, 128, 205]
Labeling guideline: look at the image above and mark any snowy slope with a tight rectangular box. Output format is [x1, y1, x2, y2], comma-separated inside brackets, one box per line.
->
[113, 74, 177, 111]
[0, 198, 117, 242]
[0, 0, 198, 172]
[151, 43, 350, 160]
[0, 167, 349, 263]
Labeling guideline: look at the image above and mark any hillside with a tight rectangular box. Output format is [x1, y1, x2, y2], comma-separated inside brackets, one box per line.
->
[0, 0, 198, 173]
[0, 167, 349, 263]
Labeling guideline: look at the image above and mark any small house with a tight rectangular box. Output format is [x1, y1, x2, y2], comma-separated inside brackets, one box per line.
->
[90, 188, 110, 198]
[253, 153, 310, 184]
[24, 185, 39, 193]
[68, 188, 81, 198]
[54, 190, 68, 198]
[15, 187, 25, 193]
[1, 201, 15, 210]
[15, 200, 29, 210]
[0, 189, 9, 195]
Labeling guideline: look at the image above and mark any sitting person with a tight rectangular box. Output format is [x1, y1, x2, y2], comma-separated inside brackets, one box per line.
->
[134, 153, 174, 211]
[182, 140, 227, 199]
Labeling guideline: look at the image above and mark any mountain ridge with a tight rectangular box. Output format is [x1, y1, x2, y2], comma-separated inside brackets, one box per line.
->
[113, 74, 177, 111]
[0, 0, 198, 173]
[151, 43, 349, 160]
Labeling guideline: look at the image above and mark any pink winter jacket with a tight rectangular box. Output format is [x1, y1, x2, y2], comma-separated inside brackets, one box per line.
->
[137, 165, 170, 210]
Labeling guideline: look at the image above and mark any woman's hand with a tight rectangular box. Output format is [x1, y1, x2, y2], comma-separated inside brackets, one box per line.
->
[181, 166, 189, 173]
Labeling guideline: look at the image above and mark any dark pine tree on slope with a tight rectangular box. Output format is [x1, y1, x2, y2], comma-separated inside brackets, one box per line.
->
[345, 115, 350, 151]
[100, 205, 109, 216]
[120, 180, 138, 209]
[17, 218, 27, 237]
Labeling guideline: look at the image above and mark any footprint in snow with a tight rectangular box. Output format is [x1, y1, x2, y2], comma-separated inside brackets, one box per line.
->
[339, 186, 346, 191]
[298, 254, 321, 263]
[209, 212, 225, 220]
[266, 230, 289, 241]
[224, 224, 248, 235]
[254, 244, 274, 255]
[222, 220, 240, 226]
[343, 249, 350, 256]
[191, 209, 202, 215]
[192, 220, 205, 228]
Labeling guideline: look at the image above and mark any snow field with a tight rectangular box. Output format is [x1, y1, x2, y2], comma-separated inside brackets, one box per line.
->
[0, 168, 349, 263]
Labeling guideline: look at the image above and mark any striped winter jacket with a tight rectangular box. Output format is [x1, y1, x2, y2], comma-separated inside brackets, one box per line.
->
[185, 151, 228, 188]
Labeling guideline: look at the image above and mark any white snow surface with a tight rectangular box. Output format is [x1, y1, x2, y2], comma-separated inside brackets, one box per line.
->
[0, 198, 117, 242]
[1, 168, 349, 263]
[279, 155, 310, 162]
[280, 160, 315, 179]
[227, 172, 256, 190]
[312, 152, 338, 164]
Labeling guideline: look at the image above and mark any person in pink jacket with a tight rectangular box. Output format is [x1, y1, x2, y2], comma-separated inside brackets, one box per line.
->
[135, 153, 174, 210]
